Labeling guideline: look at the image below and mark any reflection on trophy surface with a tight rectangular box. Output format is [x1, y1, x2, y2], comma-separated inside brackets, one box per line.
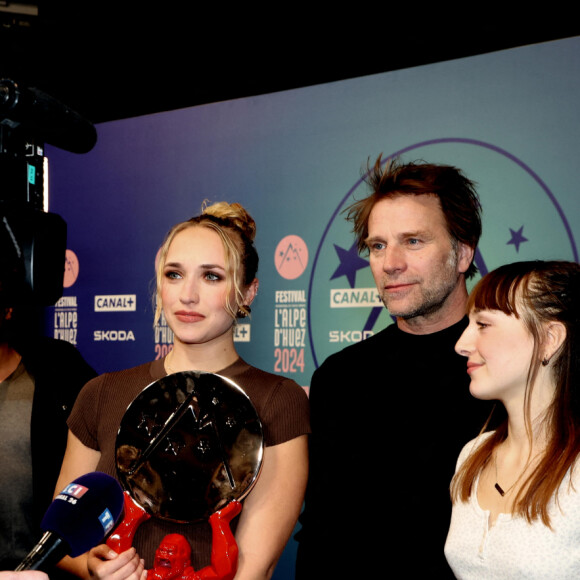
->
[115, 371, 263, 523]
[116, 444, 167, 514]
[209, 430, 262, 509]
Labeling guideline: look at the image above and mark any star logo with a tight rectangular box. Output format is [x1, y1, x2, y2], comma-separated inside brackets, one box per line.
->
[164, 434, 185, 456]
[330, 242, 369, 288]
[137, 411, 162, 437]
[507, 226, 528, 252]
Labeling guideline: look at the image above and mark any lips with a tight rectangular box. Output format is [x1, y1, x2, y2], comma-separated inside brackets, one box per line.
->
[384, 282, 415, 292]
[175, 310, 205, 323]
[466, 361, 483, 374]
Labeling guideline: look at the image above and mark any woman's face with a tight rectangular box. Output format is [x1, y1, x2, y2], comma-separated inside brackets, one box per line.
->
[455, 307, 535, 404]
[160, 226, 239, 347]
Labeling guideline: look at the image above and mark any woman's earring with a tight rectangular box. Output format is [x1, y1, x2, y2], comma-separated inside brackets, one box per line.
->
[542, 357, 550, 366]
[237, 305, 251, 318]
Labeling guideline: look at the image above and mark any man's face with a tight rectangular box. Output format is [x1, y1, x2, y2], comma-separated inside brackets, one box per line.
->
[366, 194, 472, 327]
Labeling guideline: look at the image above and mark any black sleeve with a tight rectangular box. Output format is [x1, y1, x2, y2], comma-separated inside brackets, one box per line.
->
[25, 337, 98, 526]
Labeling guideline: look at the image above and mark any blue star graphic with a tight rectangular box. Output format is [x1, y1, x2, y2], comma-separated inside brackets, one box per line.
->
[507, 226, 528, 252]
[330, 242, 369, 288]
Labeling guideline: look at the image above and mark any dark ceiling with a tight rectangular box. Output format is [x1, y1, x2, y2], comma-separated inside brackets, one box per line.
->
[1, 5, 579, 127]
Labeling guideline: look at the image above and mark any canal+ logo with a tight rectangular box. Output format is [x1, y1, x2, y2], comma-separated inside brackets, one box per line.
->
[307, 139, 578, 369]
[95, 294, 137, 312]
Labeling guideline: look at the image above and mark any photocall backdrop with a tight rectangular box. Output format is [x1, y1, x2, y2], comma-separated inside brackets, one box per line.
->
[44, 36, 579, 577]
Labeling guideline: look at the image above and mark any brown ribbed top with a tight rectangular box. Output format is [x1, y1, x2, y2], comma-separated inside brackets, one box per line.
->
[68, 357, 310, 568]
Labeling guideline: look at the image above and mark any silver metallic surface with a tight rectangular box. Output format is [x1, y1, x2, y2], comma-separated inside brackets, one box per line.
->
[115, 371, 263, 523]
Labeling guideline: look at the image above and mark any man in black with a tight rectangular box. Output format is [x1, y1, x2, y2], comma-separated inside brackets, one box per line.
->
[296, 156, 494, 578]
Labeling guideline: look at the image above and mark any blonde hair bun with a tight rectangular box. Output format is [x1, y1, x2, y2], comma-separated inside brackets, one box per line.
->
[202, 201, 256, 242]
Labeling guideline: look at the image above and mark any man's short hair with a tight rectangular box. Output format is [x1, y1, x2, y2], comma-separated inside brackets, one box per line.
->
[346, 155, 482, 279]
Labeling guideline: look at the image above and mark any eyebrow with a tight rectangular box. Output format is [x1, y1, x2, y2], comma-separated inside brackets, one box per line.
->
[164, 261, 226, 270]
[400, 229, 431, 239]
[364, 236, 383, 246]
[471, 308, 503, 316]
[365, 230, 431, 245]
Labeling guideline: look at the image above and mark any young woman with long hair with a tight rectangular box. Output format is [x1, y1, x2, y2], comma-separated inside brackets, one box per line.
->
[445, 260, 580, 578]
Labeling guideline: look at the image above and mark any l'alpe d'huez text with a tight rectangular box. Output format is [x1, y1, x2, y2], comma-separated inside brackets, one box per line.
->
[54, 310, 77, 344]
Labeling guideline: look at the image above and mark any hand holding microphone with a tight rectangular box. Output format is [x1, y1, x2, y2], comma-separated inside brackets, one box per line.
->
[15, 472, 125, 573]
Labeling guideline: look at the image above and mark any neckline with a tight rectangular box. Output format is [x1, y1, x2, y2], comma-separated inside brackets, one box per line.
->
[392, 316, 467, 340]
[157, 355, 243, 378]
[472, 474, 512, 526]
[0, 357, 24, 384]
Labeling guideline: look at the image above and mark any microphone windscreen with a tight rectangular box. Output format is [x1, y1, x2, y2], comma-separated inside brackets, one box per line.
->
[41, 472, 124, 557]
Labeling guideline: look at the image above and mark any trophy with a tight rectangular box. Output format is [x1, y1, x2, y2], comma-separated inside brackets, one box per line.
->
[106, 371, 264, 579]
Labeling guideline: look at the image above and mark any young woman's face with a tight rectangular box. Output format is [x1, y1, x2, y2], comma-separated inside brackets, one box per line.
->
[160, 226, 238, 347]
[455, 307, 535, 404]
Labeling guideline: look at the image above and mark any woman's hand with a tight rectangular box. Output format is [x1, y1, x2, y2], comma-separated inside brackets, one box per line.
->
[87, 545, 146, 580]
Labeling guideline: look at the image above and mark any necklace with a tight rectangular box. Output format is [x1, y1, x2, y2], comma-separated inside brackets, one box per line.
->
[493, 445, 545, 497]
[164, 349, 176, 374]
[493, 450, 517, 497]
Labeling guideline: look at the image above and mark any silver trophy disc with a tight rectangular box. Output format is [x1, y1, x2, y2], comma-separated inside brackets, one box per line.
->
[115, 371, 263, 523]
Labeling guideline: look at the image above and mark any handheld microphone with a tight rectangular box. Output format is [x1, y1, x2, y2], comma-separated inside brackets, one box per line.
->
[15, 472, 124, 571]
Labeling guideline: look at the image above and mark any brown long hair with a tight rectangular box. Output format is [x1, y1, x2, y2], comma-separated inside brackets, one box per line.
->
[450, 260, 580, 526]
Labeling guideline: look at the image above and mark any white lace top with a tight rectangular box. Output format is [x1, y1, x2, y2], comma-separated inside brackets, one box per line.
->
[445, 434, 580, 579]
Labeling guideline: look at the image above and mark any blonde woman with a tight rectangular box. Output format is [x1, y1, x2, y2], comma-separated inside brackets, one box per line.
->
[55, 202, 310, 580]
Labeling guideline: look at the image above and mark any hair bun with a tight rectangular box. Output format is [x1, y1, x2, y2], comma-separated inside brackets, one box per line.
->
[202, 201, 256, 241]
